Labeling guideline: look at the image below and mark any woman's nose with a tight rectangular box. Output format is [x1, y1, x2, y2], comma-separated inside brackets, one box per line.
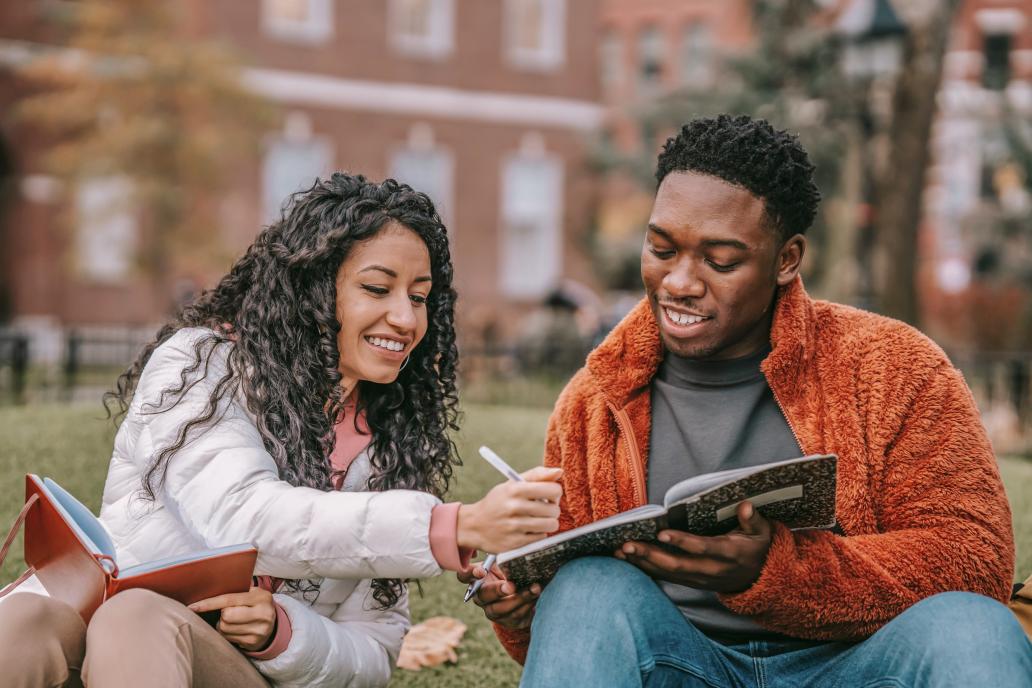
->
[385, 297, 418, 331]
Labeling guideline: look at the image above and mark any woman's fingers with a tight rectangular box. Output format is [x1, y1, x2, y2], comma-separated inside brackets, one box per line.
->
[189, 586, 271, 613]
[188, 592, 251, 613]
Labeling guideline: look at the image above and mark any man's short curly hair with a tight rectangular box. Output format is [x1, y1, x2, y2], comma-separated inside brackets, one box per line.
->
[656, 114, 820, 241]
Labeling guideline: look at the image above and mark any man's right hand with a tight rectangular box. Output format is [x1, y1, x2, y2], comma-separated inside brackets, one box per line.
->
[458, 564, 540, 630]
[456, 466, 563, 553]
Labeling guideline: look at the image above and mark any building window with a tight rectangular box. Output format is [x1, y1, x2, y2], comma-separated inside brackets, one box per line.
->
[499, 153, 563, 299]
[75, 177, 136, 283]
[390, 145, 454, 230]
[390, 0, 455, 59]
[637, 26, 665, 99]
[600, 30, 623, 96]
[982, 33, 1012, 91]
[262, 136, 332, 223]
[680, 22, 713, 88]
[262, 0, 333, 44]
[504, 0, 566, 71]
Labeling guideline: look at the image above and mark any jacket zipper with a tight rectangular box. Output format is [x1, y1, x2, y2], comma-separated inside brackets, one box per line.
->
[770, 381, 806, 454]
[607, 402, 647, 507]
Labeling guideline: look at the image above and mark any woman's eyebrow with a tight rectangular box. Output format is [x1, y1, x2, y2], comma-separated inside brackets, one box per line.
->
[359, 265, 432, 282]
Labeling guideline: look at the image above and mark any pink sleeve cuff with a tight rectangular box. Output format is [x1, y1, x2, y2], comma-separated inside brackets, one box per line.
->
[244, 602, 293, 661]
[429, 502, 475, 572]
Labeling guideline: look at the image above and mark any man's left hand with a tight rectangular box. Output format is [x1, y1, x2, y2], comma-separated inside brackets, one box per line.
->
[615, 501, 772, 593]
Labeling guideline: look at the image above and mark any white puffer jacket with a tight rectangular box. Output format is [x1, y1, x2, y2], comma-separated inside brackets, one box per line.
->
[85, 328, 445, 686]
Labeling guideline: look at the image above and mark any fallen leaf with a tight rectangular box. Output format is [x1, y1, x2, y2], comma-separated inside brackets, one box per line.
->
[397, 616, 467, 671]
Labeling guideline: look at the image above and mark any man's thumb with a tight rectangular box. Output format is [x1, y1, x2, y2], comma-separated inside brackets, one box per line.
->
[738, 501, 761, 534]
[521, 466, 564, 482]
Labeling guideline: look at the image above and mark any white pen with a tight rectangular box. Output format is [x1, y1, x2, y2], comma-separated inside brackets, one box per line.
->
[463, 446, 524, 603]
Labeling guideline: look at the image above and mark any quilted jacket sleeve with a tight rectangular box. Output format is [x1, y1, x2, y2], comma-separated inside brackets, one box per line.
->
[131, 329, 443, 581]
[717, 361, 1015, 640]
[251, 583, 408, 688]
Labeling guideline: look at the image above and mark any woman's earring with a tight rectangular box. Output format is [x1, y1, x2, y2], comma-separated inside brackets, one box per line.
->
[399, 356, 410, 372]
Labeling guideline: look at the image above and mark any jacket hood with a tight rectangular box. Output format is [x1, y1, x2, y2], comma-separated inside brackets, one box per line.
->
[585, 276, 814, 407]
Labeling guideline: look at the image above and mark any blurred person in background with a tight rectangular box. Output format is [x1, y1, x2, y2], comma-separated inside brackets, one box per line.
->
[464, 116, 1030, 687]
[0, 173, 563, 688]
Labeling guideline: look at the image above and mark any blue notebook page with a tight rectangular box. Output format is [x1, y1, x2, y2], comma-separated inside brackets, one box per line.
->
[41, 477, 117, 560]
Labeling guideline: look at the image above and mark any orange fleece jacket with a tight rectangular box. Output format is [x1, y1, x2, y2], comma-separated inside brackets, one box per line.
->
[495, 277, 1015, 664]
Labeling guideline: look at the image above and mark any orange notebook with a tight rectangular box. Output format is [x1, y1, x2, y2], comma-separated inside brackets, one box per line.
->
[0, 474, 257, 623]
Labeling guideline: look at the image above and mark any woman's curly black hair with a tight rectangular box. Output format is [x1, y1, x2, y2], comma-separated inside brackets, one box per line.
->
[656, 114, 821, 241]
[104, 172, 460, 609]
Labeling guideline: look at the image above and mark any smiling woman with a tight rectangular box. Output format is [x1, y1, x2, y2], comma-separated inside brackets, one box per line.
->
[335, 226, 433, 386]
[0, 173, 564, 688]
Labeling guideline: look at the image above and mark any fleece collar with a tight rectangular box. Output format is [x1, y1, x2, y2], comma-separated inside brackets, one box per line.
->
[585, 276, 814, 408]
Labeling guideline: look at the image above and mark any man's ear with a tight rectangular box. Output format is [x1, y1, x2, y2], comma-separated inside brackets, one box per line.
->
[776, 234, 806, 287]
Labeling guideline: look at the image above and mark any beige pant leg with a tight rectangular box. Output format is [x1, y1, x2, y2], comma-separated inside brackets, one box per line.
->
[0, 593, 86, 688]
[81, 589, 269, 688]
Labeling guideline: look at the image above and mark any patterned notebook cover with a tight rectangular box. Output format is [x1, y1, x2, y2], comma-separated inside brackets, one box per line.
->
[498, 454, 837, 590]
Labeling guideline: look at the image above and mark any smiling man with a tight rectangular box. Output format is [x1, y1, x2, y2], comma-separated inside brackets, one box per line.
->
[465, 115, 1031, 686]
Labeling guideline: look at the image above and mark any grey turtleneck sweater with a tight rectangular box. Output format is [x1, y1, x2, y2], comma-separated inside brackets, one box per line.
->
[647, 345, 801, 639]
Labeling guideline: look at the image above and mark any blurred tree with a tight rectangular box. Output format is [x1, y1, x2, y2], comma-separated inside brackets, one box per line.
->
[873, 0, 961, 325]
[590, 0, 853, 300]
[592, 0, 963, 329]
[13, 0, 273, 303]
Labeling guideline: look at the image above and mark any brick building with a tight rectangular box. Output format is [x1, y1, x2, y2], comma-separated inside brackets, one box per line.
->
[0, 0, 605, 360]
[596, 0, 754, 152]
[925, 0, 1032, 303]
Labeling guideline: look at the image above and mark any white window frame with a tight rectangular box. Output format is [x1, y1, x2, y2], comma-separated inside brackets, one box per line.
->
[75, 177, 137, 283]
[261, 0, 334, 45]
[389, 0, 455, 60]
[637, 25, 665, 99]
[498, 151, 564, 299]
[679, 21, 714, 88]
[261, 134, 333, 223]
[600, 29, 624, 96]
[389, 143, 456, 231]
[504, 0, 566, 72]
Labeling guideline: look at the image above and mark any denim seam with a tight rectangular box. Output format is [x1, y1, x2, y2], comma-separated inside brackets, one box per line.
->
[751, 642, 767, 688]
[859, 679, 908, 688]
[648, 652, 727, 688]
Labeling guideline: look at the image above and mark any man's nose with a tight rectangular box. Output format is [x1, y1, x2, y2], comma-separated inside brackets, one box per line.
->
[662, 259, 706, 299]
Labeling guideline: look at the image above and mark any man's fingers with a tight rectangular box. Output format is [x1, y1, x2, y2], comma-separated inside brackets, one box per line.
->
[457, 563, 491, 585]
[471, 578, 513, 605]
[656, 530, 711, 556]
[736, 501, 768, 535]
[622, 541, 725, 577]
[482, 590, 539, 622]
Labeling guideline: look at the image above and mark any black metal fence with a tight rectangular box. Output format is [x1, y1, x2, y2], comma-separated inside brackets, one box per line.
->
[0, 327, 153, 404]
[0, 332, 29, 403]
[1, 329, 1031, 453]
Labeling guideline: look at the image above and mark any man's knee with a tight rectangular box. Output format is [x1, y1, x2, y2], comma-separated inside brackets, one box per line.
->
[895, 592, 1030, 666]
[538, 556, 657, 614]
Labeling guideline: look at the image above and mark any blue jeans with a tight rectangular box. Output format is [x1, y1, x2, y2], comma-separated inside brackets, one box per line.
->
[520, 557, 1032, 687]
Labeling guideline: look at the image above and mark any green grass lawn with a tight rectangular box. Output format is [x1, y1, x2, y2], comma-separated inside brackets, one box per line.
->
[1, 402, 1030, 687]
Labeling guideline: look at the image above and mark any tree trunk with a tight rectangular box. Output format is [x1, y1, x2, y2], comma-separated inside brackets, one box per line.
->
[873, 0, 961, 325]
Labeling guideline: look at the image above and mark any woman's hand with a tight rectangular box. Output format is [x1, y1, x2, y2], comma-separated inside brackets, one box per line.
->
[456, 466, 563, 553]
[189, 586, 278, 652]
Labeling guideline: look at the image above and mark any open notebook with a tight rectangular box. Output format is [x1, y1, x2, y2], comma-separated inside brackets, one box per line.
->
[15, 474, 257, 622]
[496, 454, 837, 590]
